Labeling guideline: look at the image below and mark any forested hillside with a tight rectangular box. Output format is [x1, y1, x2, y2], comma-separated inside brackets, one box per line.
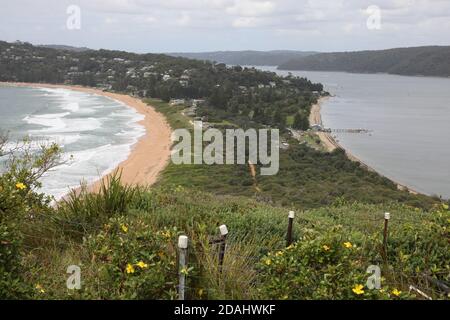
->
[0, 41, 320, 130]
[169, 50, 316, 66]
[278, 46, 450, 77]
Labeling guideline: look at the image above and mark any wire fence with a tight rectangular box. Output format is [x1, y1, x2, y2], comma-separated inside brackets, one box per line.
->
[173, 212, 449, 300]
[13, 207, 450, 300]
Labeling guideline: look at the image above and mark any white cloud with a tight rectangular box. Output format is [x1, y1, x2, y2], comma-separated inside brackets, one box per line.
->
[1, 0, 450, 51]
[232, 17, 259, 28]
[226, 0, 276, 17]
[176, 12, 191, 27]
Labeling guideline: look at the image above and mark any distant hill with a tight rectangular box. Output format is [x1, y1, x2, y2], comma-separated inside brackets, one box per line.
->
[278, 46, 450, 77]
[168, 50, 316, 66]
[40, 44, 91, 52]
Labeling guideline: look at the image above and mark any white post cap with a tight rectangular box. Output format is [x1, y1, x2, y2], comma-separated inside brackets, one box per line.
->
[288, 211, 295, 219]
[178, 235, 188, 249]
[219, 224, 229, 236]
[384, 212, 391, 220]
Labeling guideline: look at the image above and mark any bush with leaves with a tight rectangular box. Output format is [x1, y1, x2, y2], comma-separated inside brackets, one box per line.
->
[0, 137, 61, 299]
[80, 216, 179, 299]
[256, 227, 410, 300]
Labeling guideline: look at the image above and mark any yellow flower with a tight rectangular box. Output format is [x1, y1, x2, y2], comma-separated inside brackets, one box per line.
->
[180, 267, 189, 275]
[352, 284, 365, 295]
[344, 242, 353, 249]
[275, 251, 284, 257]
[392, 289, 401, 297]
[136, 261, 148, 269]
[16, 182, 27, 190]
[323, 245, 330, 251]
[35, 284, 45, 294]
[125, 263, 135, 274]
[161, 230, 171, 239]
[198, 288, 204, 297]
[121, 224, 128, 233]
[264, 258, 272, 266]
[443, 203, 449, 210]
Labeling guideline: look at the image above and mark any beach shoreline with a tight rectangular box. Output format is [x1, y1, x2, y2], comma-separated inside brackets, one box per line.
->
[0, 82, 172, 194]
[309, 96, 419, 195]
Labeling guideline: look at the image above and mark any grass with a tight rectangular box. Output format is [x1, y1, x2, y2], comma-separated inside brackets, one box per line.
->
[20, 175, 449, 300]
[4, 96, 448, 300]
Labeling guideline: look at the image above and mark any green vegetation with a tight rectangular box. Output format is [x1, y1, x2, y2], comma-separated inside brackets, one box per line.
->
[151, 98, 437, 210]
[1, 162, 448, 299]
[0, 41, 449, 300]
[0, 41, 319, 133]
[279, 46, 450, 77]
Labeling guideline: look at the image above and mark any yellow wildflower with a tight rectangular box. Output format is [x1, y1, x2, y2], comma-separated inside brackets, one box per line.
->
[161, 230, 171, 239]
[352, 284, 365, 295]
[16, 182, 27, 190]
[136, 261, 148, 269]
[275, 251, 284, 257]
[264, 258, 272, 266]
[121, 224, 128, 233]
[392, 289, 401, 297]
[35, 284, 45, 294]
[198, 288, 204, 297]
[344, 242, 353, 249]
[323, 245, 330, 251]
[180, 267, 189, 275]
[125, 263, 135, 274]
[443, 203, 449, 210]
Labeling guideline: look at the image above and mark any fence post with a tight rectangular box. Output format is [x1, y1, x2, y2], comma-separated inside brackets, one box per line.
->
[218, 225, 228, 273]
[178, 235, 188, 300]
[382, 212, 390, 260]
[286, 211, 295, 247]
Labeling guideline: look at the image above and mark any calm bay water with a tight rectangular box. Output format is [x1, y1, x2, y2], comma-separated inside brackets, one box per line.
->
[260, 66, 450, 198]
[0, 86, 145, 199]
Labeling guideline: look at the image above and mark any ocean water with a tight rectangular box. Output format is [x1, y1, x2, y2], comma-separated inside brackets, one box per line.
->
[0, 86, 145, 200]
[259, 66, 450, 198]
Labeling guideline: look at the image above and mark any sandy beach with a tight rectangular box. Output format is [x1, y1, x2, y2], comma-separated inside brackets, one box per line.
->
[309, 97, 339, 152]
[0, 82, 172, 192]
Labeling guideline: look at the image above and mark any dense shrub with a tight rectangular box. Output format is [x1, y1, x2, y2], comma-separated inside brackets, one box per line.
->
[257, 228, 402, 300]
[79, 216, 178, 299]
[0, 140, 61, 299]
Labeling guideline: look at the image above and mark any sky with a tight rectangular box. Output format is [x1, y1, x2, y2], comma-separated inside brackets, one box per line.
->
[1, 0, 450, 53]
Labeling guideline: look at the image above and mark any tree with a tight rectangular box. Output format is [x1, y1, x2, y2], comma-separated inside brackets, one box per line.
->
[293, 113, 309, 131]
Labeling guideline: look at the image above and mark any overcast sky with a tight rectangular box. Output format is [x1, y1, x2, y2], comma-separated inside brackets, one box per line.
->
[1, 0, 450, 53]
